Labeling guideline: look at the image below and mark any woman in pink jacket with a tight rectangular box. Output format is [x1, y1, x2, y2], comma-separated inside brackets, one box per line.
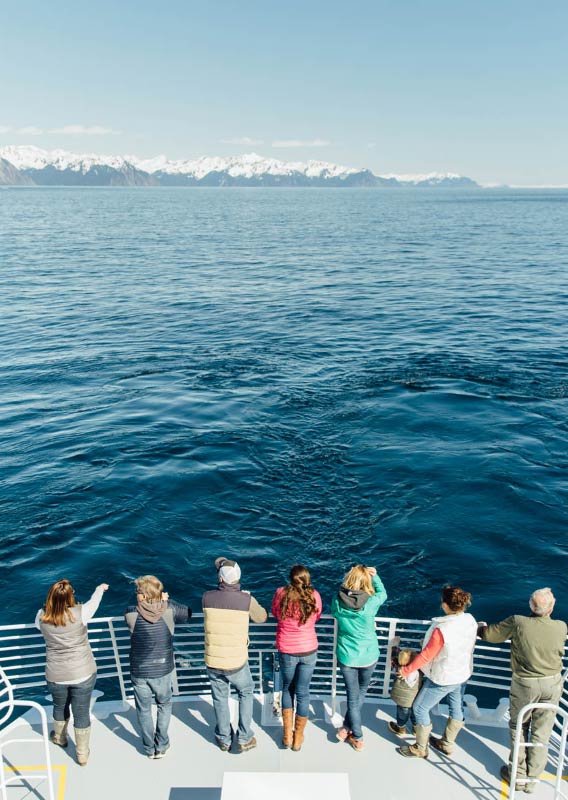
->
[272, 565, 322, 752]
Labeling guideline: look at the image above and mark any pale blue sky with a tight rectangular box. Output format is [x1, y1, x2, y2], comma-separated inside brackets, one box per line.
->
[2, 0, 567, 185]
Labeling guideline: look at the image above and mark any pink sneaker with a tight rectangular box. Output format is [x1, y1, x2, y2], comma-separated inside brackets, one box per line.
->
[347, 734, 364, 752]
[336, 727, 350, 742]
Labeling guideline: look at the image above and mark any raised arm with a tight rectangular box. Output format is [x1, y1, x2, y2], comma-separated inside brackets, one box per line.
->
[81, 584, 109, 625]
[368, 573, 388, 612]
[169, 599, 192, 624]
[250, 595, 268, 624]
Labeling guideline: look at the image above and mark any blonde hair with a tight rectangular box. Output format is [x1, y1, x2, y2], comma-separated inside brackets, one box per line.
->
[397, 648, 416, 667]
[135, 575, 163, 602]
[343, 565, 375, 595]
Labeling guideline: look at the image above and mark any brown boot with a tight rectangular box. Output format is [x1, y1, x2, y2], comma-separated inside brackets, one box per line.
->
[292, 715, 308, 751]
[430, 718, 464, 756]
[398, 724, 432, 759]
[282, 708, 294, 749]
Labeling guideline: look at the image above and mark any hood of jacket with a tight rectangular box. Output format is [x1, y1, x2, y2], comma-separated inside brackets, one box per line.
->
[337, 586, 370, 611]
[137, 600, 167, 623]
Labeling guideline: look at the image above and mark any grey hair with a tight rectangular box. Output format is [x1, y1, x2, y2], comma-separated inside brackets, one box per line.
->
[529, 587, 555, 617]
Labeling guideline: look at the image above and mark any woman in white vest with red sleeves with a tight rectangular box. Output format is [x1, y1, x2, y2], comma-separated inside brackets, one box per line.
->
[396, 585, 477, 759]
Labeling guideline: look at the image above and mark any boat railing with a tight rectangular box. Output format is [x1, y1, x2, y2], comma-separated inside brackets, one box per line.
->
[1, 614, 566, 726]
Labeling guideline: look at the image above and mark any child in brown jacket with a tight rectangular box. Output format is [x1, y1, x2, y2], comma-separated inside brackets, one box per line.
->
[388, 648, 422, 736]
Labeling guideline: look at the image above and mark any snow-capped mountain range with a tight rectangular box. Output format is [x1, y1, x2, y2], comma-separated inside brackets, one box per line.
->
[0, 146, 479, 188]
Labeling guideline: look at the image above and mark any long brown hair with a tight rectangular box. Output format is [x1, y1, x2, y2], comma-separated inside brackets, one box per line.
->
[279, 565, 317, 625]
[41, 579, 76, 626]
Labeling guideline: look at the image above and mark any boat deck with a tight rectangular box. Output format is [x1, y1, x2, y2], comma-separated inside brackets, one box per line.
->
[1, 614, 566, 800]
[2, 694, 559, 800]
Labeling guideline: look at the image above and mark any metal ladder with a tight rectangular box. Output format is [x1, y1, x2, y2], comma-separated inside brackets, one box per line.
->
[509, 701, 568, 800]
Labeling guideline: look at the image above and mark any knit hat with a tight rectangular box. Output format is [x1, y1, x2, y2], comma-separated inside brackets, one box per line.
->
[215, 557, 241, 585]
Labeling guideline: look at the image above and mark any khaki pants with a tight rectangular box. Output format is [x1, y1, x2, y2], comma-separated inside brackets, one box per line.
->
[508, 674, 563, 778]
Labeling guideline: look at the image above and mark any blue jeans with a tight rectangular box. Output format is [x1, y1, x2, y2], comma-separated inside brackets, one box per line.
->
[413, 676, 467, 727]
[47, 672, 96, 729]
[207, 664, 254, 746]
[131, 670, 173, 755]
[278, 651, 317, 718]
[396, 705, 417, 728]
[339, 662, 377, 740]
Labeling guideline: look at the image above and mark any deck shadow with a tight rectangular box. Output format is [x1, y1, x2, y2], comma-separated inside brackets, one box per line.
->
[169, 789, 221, 800]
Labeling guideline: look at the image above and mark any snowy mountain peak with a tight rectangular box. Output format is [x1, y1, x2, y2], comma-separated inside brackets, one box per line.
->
[0, 145, 479, 188]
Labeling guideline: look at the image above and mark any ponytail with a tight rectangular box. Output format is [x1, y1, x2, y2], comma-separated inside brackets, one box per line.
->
[279, 565, 317, 625]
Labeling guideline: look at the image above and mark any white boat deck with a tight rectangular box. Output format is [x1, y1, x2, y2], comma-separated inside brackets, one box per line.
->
[1, 614, 566, 800]
[4, 694, 567, 800]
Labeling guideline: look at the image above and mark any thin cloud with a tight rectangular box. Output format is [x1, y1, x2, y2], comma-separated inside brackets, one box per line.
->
[221, 136, 264, 145]
[48, 125, 120, 135]
[17, 126, 43, 136]
[0, 126, 11, 134]
[272, 138, 331, 148]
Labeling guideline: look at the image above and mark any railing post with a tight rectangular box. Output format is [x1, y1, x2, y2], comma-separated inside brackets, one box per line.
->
[331, 619, 338, 716]
[555, 712, 568, 800]
[108, 619, 127, 704]
[381, 619, 398, 698]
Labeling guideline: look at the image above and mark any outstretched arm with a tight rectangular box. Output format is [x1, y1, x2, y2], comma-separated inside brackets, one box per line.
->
[400, 628, 444, 677]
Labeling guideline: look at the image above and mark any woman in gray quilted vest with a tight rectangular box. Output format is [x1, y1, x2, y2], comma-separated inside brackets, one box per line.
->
[36, 579, 109, 765]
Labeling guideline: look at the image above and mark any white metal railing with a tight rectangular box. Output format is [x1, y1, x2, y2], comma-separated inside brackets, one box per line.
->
[1, 614, 566, 724]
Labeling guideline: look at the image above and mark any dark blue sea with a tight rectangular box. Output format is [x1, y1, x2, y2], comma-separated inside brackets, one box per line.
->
[1, 187, 567, 625]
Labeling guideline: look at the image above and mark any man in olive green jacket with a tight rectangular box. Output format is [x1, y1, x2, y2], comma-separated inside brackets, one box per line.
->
[479, 588, 566, 793]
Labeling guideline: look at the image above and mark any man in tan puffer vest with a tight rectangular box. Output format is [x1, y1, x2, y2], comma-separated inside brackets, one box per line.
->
[203, 557, 267, 753]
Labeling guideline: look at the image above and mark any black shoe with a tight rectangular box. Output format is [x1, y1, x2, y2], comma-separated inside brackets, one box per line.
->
[238, 737, 257, 753]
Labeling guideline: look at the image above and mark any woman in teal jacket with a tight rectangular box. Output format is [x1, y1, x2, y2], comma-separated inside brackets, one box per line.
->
[331, 565, 387, 750]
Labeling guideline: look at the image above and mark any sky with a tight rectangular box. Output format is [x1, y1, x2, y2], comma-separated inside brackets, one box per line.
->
[1, 0, 567, 186]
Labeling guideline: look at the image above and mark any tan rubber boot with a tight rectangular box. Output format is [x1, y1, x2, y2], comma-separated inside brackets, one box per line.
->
[292, 715, 308, 752]
[430, 718, 465, 756]
[282, 708, 294, 749]
[74, 727, 91, 766]
[398, 724, 432, 758]
[49, 720, 69, 748]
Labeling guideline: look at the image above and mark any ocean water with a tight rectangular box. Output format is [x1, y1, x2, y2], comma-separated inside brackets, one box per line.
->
[1, 187, 567, 625]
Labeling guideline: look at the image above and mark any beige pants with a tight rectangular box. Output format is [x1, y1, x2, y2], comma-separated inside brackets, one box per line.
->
[508, 673, 563, 778]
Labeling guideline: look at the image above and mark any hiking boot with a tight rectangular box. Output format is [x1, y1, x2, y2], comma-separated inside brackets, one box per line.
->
[347, 734, 364, 752]
[215, 738, 231, 752]
[388, 721, 408, 738]
[282, 708, 294, 749]
[500, 766, 536, 793]
[238, 737, 257, 753]
[336, 727, 350, 742]
[49, 720, 69, 748]
[292, 715, 308, 751]
[398, 724, 432, 759]
[429, 718, 465, 756]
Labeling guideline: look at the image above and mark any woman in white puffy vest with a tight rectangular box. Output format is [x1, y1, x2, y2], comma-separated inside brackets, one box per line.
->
[396, 585, 477, 759]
